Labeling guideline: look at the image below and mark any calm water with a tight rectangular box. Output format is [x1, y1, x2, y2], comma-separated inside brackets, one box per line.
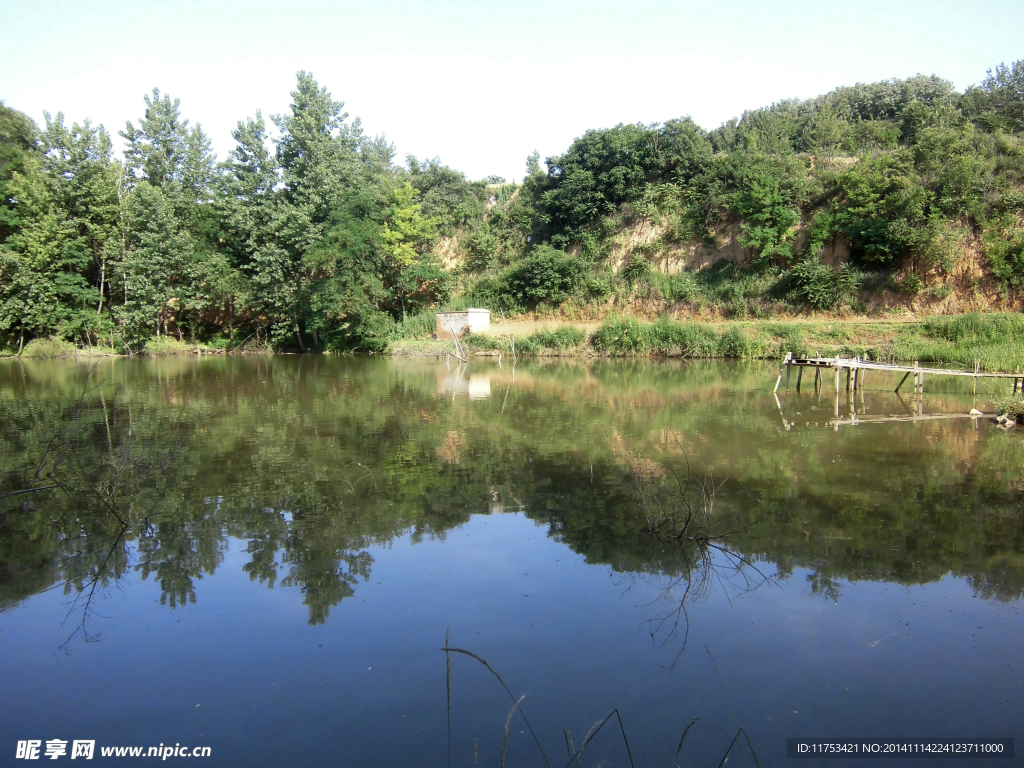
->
[1, 356, 1022, 766]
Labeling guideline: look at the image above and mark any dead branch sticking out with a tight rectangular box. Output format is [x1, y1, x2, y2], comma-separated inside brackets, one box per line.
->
[622, 448, 778, 662]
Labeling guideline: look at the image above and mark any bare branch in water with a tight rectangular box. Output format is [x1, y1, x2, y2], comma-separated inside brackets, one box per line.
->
[622, 447, 778, 665]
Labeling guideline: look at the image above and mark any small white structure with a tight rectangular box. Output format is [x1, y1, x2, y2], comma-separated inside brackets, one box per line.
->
[436, 308, 490, 338]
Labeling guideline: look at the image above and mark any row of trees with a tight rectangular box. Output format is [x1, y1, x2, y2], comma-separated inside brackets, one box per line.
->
[457, 61, 1024, 314]
[0, 73, 488, 352]
[2, 60, 1023, 350]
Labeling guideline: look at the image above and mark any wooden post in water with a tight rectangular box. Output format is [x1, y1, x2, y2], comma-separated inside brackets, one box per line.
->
[774, 352, 791, 393]
[835, 365, 841, 417]
[796, 366, 804, 392]
[895, 371, 911, 394]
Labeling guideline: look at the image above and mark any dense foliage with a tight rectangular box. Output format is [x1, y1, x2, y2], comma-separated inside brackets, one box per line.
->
[0, 75, 477, 353]
[1, 60, 1023, 352]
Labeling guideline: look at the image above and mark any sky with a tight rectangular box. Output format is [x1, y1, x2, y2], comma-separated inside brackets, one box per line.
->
[1, 0, 1021, 182]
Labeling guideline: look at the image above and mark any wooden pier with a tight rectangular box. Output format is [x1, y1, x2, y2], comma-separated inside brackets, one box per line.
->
[774, 353, 1024, 397]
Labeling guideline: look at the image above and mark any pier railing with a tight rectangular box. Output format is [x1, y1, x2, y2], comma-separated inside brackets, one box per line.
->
[774, 353, 1024, 396]
[772, 353, 1022, 426]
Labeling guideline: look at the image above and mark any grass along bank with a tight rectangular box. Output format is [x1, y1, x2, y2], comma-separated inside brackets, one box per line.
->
[387, 312, 1024, 372]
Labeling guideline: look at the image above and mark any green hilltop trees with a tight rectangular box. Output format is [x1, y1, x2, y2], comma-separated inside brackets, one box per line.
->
[1, 61, 1024, 352]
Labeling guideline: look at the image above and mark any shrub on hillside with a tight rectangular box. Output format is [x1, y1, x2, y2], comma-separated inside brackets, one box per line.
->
[500, 245, 583, 308]
[789, 259, 861, 310]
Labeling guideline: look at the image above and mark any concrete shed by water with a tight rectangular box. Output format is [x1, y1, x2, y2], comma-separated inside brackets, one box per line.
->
[436, 308, 490, 338]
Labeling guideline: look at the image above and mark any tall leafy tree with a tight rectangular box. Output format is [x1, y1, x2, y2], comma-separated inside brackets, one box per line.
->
[303, 188, 391, 350]
[39, 114, 120, 324]
[117, 89, 215, 343]
[121, 89, 214, 208]
[116, 182, 193, 347]
[979, 60, 1024, 133]
[380, 181, 440, 320]
[0, 114, 119, 346]
[0, 102, 39, 245]
[233, 71, 370, 346]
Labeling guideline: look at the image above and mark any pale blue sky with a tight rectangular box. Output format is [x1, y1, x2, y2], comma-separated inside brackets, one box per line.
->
[1, 0, 1020, 181]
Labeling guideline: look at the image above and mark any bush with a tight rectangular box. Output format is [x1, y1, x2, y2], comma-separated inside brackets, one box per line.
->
[591, 317, 760, 357]
[144, 337, 195, 356]
[21, 337, 78, 359]
[527, 326, 587, 349]
[652, 272, 700, 304]
[586, 277, 613, 300]
[897, 272, 924, 295]
[621, 254, 650, 284]
[500, 245, 584, 308]
[463, 333, 502, 351]
[719, 326, 750, 357]
[985, 229, 1024, 287]
[396, 309, 437, 340]
[514, 335, 539, 354]
[590, 317, 647, 354]
[995, 395, 1024, 421]
[645, 319, 719, 356]
[789, 259, 861, 310]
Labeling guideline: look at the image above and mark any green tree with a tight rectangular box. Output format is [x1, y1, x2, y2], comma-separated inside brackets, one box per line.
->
[116, 182, 193, 348]
[118, 89, 215, 343]
[232, 71, 370, 347]
[406, 157, 484, 234]
[381, 182, 439, 320]
[979, 60, 1024, 133]
[39, 114, 120, 329]
[736, 169, 801, 268]
[0, 102, 39, 245]
[0, 115, 118, 347]
[121, 89, 214, 209]
[500, 244, 582, 309]
[303, 189, 391, 351]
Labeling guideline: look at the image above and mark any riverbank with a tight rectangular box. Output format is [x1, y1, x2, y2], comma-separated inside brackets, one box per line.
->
[389, 312, 1024, 371]
[0, 335, 259, 360]
[7, 312, 1022, 373]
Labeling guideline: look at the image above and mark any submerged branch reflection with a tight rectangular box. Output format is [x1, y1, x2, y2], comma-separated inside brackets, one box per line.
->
[621, 451, 778, 664]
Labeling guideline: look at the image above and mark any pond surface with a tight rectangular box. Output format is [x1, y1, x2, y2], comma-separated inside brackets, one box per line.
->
[1, 356, 1022, 766]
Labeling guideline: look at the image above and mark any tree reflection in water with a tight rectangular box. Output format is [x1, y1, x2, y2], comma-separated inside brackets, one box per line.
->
[620, 449, 778, 665]
[2, 356, 1023, 651]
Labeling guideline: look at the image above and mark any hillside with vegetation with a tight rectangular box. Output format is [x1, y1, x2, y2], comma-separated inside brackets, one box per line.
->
[1, 60, 1023, 357]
